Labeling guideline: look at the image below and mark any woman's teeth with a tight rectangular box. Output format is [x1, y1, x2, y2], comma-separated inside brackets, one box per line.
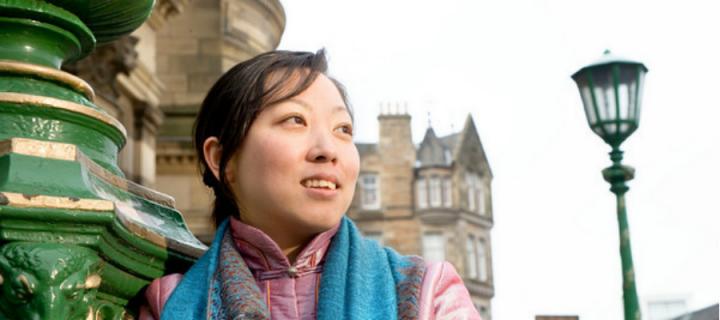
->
[303, 179, 337, 190]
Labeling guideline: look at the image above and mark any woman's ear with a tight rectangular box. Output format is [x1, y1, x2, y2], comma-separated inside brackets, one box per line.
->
[203, 137, 223, 181]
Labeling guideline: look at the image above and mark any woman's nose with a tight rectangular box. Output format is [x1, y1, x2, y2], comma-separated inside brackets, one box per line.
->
[306, 129, 337, 163]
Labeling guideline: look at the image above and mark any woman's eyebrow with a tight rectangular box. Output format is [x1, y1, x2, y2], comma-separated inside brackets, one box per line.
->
[286, 98, 348, 114]
[287, 98, 311, 110]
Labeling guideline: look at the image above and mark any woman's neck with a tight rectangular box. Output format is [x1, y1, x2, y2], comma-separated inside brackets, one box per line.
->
[282, 244, 305, 264]
[241, 218, 314, 264]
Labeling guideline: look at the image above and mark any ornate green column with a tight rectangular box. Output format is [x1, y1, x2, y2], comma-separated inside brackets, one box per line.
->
[603, 148, 641, 320]
[0, 1, 206, 319]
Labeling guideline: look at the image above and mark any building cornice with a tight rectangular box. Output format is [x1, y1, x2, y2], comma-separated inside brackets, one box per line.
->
[415, 208, 494, 228]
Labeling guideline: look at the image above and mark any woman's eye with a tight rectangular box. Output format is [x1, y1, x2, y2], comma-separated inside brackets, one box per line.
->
[284, 116, 305, 126]
[337, 124, 353, 136]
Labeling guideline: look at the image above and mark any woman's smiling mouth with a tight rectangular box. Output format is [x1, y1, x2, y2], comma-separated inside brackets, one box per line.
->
[302, 178, 337, 190]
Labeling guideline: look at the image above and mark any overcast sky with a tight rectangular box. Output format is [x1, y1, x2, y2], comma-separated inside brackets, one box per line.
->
[278, 1, 719, 319]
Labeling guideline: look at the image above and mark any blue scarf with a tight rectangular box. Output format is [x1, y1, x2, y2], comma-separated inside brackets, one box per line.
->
[161, 217, 425, 320]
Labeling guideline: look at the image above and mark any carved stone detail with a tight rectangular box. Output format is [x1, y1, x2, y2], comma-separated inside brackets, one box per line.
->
[0, 243, 103, 320]
[147, 0, 191, 30]
[63, 36, 140, 104]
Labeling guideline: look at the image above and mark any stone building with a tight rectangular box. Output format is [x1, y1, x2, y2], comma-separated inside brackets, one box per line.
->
[65, 0, 286, 243]
[348, 107, 495, 319]
[151, 0, 285, 242]
[64, 0, 494, 316]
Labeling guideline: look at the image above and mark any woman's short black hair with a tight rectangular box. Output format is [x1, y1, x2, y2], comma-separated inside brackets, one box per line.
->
[193, 49, 350, 228]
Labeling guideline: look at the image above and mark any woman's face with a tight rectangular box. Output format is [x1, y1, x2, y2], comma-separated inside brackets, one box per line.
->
[227, 73, 359, 245]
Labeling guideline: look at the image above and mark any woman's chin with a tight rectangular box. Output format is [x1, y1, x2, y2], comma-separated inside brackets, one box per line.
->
[294, 212, 343, 233]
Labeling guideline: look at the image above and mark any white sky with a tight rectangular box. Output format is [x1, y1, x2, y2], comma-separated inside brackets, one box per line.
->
[278, 1, 720, 319]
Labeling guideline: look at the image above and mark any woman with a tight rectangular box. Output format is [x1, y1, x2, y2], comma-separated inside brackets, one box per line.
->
[140, 50, 480, 319]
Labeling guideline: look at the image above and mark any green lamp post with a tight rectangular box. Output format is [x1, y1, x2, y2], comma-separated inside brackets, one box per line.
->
[572, 50, 648, 320]
[0, 1, 205, 319]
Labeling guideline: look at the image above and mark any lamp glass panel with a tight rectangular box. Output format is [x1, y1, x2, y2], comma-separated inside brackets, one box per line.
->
[620, 123, 630, 134]
[627, 75, 639, 121]
[603, 123, 617, 136]
[580, 84, 597, 126]
[634, 70, 646, 123]
[618, 64, 641, 122]
[591, 66, 616, 123]
[593, 126, 605, 136]
[618, 82, 630, 120]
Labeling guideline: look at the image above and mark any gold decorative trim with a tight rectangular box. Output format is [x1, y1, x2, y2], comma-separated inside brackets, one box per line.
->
[0, 138, 77, 161]
[0, 138, 176, 208]
[0, 138, 206, 257]
[0, 60, 95, 102]
[0, 92, 127, 139]
[0, 191, 205, 257]
[0, 192, 114, 211]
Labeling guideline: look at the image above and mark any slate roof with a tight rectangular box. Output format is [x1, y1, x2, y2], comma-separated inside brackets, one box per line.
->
[671, 304, 719, 320]
[439, 133, 459, 153]
[417, 128, 455, 167]
[356, 114, 491, 176]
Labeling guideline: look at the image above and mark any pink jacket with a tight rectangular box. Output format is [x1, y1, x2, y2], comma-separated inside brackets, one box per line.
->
[141, 219, 480, 319]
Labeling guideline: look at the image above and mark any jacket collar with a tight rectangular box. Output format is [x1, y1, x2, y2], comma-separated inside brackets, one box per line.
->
[229, 217, 340, 272]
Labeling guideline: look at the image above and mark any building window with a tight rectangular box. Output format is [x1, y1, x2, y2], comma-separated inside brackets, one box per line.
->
[466, 235, 477, 279]
[360, 173, 380, 209]
[466, 173, 486, 214]
[443, 178, 452, 207]
[478, 183, 487, 215]
[429, 177, 441, 207]
[416, 178, 427, 209]
[364, 231, 383, 245]
[466, 173, 477, 211]
[422, 233, 445, 262]
[477, 238, 488, 282]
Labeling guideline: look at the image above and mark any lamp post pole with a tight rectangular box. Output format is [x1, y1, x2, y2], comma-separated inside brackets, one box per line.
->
[572, 50, 648, 320]
[602, 146, 640, 320]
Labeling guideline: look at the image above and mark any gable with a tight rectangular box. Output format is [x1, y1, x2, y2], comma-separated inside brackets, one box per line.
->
[453, 115, 492, 178]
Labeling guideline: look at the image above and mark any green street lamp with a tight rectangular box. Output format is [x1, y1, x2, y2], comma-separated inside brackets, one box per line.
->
[571, 50, 648, 320]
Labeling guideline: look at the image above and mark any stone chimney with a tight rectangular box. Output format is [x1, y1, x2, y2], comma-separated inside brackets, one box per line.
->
[377, 101, 415, 217]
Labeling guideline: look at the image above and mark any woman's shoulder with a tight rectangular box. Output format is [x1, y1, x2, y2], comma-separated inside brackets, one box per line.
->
[419, 261, 482, 320]
[139, 273, 183, 320]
